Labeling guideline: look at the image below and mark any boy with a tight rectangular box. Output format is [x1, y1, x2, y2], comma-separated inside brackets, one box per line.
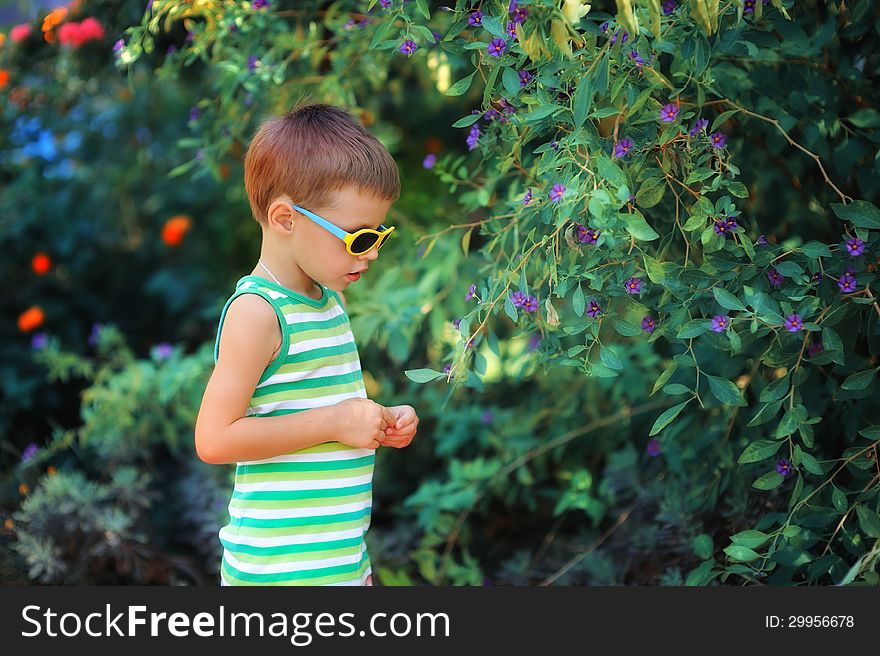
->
[195, 101, 419, 586]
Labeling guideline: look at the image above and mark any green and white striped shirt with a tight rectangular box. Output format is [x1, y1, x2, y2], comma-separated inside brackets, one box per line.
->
[214, 275, 374, 586]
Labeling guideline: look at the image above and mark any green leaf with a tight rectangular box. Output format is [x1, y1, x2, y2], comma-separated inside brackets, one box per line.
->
[504, 294, 519, 323]
[738, 440, 783, 464]
[730, 530, 770, 549]
[648, 399, 693, 436]
[856, 505, 880, 538]
[451, 112, 482, 128]
[501, 66, 520, 98]
[759, 375, 790, 403]
[446, 70, 477, 97]
[799, 451, 824, 476]
[706, 374, 748, 406]
[523, 104, 563, 122]
[651, 362, 678, 395]
[623, 211, 660, 241]
[573, 75, 593, 127]
[572, 283, 585, 317]
[599, 346, 624, 370]
[611, 318, 643, 336]
[747, 400, 783, 427]
[404, 368, 446, 383]
[799, 241, 833, 258]
[831, 486, 848, 514]
[712, 287, 747, 312]
[841, 369, 877, 390]
[596, 153, 628, 188]
[829, 200, 880, 230]
[369, 20, 396, 49]
[723, 545, 760, 562]
[676, 319, 710, 339]
[711, 109, 740, 133]
[635, 178, 665, 208]
[693, 534, 714, 559]
[414, 0, 431, 20]
[752, 471, 785, 490]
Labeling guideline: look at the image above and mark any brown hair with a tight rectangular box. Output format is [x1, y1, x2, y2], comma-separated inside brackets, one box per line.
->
[243, 98, 400, 225]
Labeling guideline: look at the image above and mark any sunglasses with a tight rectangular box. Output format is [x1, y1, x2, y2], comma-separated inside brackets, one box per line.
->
[290, 203, 396, 256]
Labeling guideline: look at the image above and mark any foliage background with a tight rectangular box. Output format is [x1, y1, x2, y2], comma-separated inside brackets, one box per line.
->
[1, 0, 878, 586]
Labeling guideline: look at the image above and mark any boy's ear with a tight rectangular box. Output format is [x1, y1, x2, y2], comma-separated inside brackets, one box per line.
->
[266, 198, 296, 234]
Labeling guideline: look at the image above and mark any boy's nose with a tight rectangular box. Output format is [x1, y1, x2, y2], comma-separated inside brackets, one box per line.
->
[360, 246, 380, 262]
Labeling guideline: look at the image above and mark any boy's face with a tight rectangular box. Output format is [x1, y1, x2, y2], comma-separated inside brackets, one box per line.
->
[268, 184, 394, 293]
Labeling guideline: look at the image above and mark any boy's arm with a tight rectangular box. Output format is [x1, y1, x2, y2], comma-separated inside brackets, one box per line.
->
[194, 293, 340, 465]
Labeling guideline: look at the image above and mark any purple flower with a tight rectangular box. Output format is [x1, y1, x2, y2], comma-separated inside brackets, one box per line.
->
[807, 341, 824, 357]
[189, 107, 200, 122]
[506, 21, 518, 40]
[646, 439, 661, 457]
[499, 97, 516, 115]
[586, 299, 602, 318]
[744, 0, 756, 12]
[527, 333, 541, 351]
[487, 38, 506, 57]
[380, 0, 392, 8]
[229, 24, 239, 33]
[31, 332, 48, 350]
[480, 410, 494, 425]
[247, 54, 258, 71]
[166, 44, 178, 54]
[113, 39, 125, 54]
[689, 117, 709, 136]
[153, 342, 174, 360]
[574, 224, 599, 245]
[88, 322, 104, 347]
[642, 315, 656, 333]
[812, 270, 823, 284]
[466, 123, 481, 151]
[660, 103, 679, 122]
[465, 283, 478, 301]
[423, 153, 437, 169]
[549, 183, 566, 203]
[400, 38, 418, 56]
[468, 10, 483, 26]
[775, 458, 794, 477]
[484, 108, 500, 122]
[599, 21, 609, 33]
[783, 314, 804, 332]
[613, 137, 634, 159]
[251, 0, 269, 9]
[510, 3, 528, 23]
[522, 187, 533, 205]
[838, 272, 857, 293]
[610, 28, 628, 45]
[511, 290, 527, 307]
[767, 267, 784, 288]
[523, 295, 539, 313]
[725, 217, 738, 230]
[518, 70, 533, 86]
[343, 18, 356, 29]
[244, 92, 254, 107]
[443, 363, 452, 374]
[453, 318, 462, 330]
[185, 31, 194, 44]
[757, 234, 769, 246]
[628, 50, 644, 67]
[662, 0, 677, 14]
[21, 443, 39, 462]
[714, 219, 733, 237]
[711, 314, 730, 332]
[845, 237, 865, 257]
[709, 131, 727, 149]
[550, 140, 559, 150]
[624, 277, 642, 294]
[196, 149, 204, 161]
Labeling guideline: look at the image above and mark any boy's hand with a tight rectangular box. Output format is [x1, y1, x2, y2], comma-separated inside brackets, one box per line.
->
[379, 405, 419, 448]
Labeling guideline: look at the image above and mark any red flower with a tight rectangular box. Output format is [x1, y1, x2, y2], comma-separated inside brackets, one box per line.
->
[162, 215, 192, 246]
[18, 306, 45, 332]
[32, 252, 52, 275]
[57, 17, 104, 48]
[0, 70, 9, 89]
[10, 24, 32, 43]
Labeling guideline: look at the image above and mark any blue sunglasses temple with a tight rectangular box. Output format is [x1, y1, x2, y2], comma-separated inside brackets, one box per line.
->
[290, 204, 387, 241]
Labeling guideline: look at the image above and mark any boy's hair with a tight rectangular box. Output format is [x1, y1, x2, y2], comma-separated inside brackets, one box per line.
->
[244, 99, 401, 225]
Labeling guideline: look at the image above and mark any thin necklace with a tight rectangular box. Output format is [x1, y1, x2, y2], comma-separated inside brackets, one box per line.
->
[258, 259, 282, 286]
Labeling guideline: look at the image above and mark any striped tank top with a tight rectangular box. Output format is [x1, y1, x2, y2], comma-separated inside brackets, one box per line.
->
[213, 274, 374, 586]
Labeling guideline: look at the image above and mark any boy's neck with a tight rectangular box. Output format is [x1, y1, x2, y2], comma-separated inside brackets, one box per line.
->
[250, 259, 323, 300]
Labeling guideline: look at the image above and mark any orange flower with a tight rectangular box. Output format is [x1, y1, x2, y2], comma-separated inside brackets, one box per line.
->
[0, 32, 5, 48]
[47, 466, 57, 476]
[0, 70, 9, 89]
[42, 7, 68, 44]
[3, 519, 13, 531]
[32, 252, 52, 275]
[162, 215, 192, 246]
[219, 163, 230, 180]
[18, 483, 29, 495]
[18, 306, 45, 332]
